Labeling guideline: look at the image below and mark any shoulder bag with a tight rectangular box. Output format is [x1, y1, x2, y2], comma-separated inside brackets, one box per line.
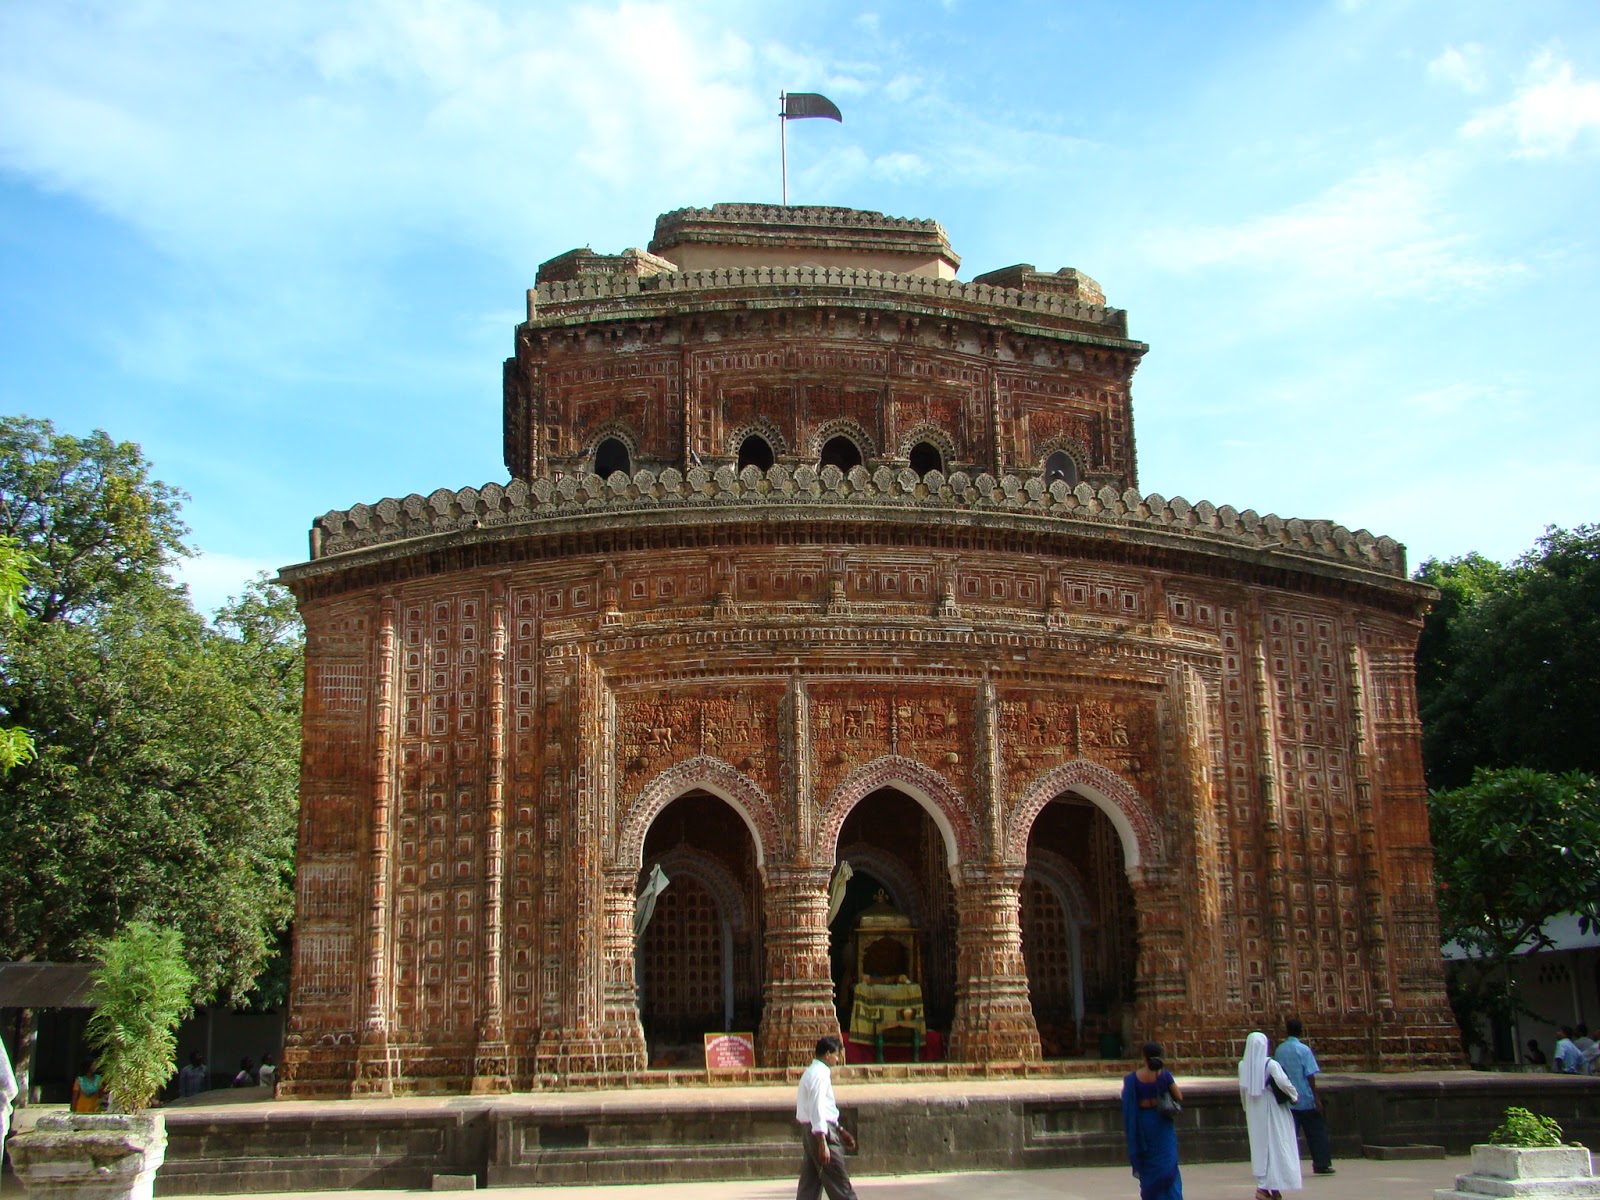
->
[1156, 1075, 1182, 1118]
[1266, 1069, 1292, 1105]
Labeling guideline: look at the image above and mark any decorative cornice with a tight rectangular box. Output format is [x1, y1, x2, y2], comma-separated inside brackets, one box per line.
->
[526, 264, 1134, 343]
[294, 463, 1411, 582]
[653, 203, 950, 236]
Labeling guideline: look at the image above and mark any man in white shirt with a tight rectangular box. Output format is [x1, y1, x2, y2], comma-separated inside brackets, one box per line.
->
[795, 1034, 857, 1200]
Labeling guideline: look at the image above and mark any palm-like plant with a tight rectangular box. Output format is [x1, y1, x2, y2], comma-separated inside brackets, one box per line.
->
[85, 921, 196, 1111]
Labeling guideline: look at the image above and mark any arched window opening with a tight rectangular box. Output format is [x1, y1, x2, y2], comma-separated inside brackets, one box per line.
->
[737, 435, 775, 472]
[908, 442, 943, 477]
[820, 436, 863, 473]
[1044, 451, 1078, 488]
[595, 437, 631, 478]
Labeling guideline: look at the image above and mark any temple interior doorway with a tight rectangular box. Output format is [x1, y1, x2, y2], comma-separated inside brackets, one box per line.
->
[636, 790, 763, 1067]
[1020, 792, 1138, 1059]
[829, 787, 955, 1060]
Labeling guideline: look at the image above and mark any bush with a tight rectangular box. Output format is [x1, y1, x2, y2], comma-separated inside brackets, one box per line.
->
[85, 921, 196, 1111]
[1489, 1106, 1564, 1148]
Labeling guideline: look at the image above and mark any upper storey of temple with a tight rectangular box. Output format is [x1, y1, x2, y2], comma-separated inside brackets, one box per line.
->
[297, 202, 1415, 590]
[506, 204, 1146, 493]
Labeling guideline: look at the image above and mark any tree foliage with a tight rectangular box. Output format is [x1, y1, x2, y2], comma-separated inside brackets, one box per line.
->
[0, 417, 189, 623]
[1416, 526, 1600, 789]
[1430, 767, 1600, 1037]
[0, 417, 301, 1004]
[0, 536, 37, 769]
[85, 921, 196, 1111]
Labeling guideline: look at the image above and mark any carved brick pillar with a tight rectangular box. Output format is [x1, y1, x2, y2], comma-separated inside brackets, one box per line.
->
[471, 590, 511, 1093]
[947, 864, 1040, 1063]
[599, 866, 647, 1072]
[353, 596, 398, 1097]
[1131, 865, 1189, 1037]
[756, 865, 838, 1068]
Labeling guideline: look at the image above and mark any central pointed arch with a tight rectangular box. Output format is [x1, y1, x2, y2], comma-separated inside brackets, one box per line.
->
[1004, 759, 1163, 871]
[815, 755, 978, 866]
[615, 754, 782, 869]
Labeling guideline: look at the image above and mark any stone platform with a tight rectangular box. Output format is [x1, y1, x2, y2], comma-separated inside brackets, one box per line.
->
[19, 1070, 1595, 1194]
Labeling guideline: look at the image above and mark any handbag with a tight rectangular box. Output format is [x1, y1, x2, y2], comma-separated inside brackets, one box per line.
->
[1266, 1071, 1292, 1106]
[1156, 1088, 1182, 1118]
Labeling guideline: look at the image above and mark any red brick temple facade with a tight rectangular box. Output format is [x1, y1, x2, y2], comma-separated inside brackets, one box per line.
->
[278, 204, 1456, 1096]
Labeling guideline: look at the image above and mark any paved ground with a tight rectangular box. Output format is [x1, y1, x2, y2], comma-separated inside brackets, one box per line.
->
[158, 1155, 1474, 1200]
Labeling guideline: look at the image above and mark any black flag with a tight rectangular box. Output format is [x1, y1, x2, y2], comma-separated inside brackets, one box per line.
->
[782, 92, 842, 122]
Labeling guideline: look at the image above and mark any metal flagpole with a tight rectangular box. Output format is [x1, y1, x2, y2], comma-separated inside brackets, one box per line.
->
[779, 91, 787, 206]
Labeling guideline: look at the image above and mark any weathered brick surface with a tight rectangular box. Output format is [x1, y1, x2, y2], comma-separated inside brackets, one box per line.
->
[279, 204, 1456, 1096]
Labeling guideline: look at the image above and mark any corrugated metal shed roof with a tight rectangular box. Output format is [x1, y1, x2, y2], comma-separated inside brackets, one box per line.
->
[0, 963, 96, 1008]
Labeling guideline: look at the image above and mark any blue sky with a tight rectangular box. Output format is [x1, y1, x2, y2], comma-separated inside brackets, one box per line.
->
[2, 0, 1597, 616]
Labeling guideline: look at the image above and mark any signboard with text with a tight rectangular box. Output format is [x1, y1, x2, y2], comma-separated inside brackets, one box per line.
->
[704, 1032, 757, 1076]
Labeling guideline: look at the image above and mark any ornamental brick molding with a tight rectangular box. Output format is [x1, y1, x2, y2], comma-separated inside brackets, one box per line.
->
[815, 754, 980, 866]
[615, 754, 783, 869]
[1004, 759, 1164, 871]
[279, 203, 1457, 1093]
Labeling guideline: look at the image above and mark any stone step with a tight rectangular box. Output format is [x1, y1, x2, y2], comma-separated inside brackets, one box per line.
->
[1436, 1176, 1600, 1199]
[490, 1140, 799, 1186]
[157, 1155, 436, 1195]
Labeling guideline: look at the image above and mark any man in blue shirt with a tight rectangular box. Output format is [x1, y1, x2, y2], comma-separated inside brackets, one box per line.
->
[1274, 1016, 1334, 1175]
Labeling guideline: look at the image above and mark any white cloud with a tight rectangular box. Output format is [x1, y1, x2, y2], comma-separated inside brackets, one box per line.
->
[1463, 50, 1600, 158]
[0, 1, 776, 269]
[872, 151, 927, 180]
[1141, 156, 1516, 306]
[1428, 43, 1487, 93]
[883, 73, 920, 104]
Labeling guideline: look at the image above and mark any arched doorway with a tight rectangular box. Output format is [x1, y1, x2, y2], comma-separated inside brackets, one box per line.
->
[1020, 793, 1137, 1059]
[828, 788, 955, 1060]
[636, 791, 762, 1065]
[1044, 449, 1077, 487]
[595, 437, 631, 478]
[908, 441, 943, 476]
[737, 435, 775, 472]
[819, 435, 863, 473]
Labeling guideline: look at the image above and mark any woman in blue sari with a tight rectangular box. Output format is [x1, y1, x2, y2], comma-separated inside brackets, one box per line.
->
[1122, 1040, 1183, 1200]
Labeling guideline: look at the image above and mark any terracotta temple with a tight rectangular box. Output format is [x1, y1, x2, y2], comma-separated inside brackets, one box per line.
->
[278, 203, 1457, 1095]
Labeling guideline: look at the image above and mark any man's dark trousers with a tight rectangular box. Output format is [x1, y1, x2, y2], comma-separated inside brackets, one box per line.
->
[798, 1128, 857, 1200]
[1292, 1106, 1333, 1172]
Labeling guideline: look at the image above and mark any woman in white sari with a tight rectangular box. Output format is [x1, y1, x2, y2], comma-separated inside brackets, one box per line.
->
[1238, 1031, 1301, 1199]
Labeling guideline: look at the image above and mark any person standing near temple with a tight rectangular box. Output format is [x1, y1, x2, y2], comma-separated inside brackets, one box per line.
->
[1240, 1031, 1301, 1200]
[1274, 1017, 1334, 1176]
[178, 1051, 208, 1098]
[795, 1035, 858, 1200]
[1120, 1040, 1184, 1200]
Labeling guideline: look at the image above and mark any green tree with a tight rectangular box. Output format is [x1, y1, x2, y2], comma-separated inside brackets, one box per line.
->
[0, 535, 36, 769]
[0, 417, 189, 623]
[1430, 767, 1600, 1044]
[85, 921, 196, 1111]
[0, 418, 300, 1004]
[1416, 526, 1600, 789]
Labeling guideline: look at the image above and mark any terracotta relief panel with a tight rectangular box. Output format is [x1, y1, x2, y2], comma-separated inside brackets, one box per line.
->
[999, 691, 1160, 805]
[390, 590, 488, 1041]
[546, 354, 678, 460]
[886, 385, 973, 458]
[1262, 605, 1367, 1015]
[617, 687, 782, 801]
[810, 684, 972, 806]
